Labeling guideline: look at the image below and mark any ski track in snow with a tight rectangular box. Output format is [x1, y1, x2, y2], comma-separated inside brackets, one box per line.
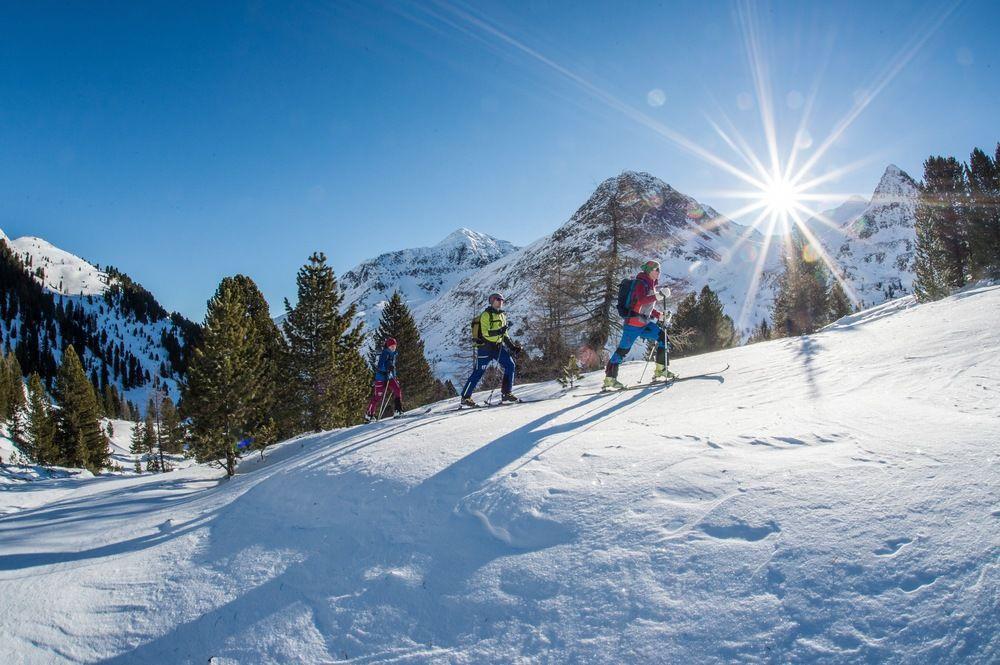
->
[1, 286, 998, 663]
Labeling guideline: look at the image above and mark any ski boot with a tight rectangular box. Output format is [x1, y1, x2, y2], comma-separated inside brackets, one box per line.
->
[392, 411, 405, 419]
[363, 413, 375, 423]
[652, 363, 677, 382]
[501, 392, 521, 404]
[602, 376, 625, 391]
[460, 397, 478, 408]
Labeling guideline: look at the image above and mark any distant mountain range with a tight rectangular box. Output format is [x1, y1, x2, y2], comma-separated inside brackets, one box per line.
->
[2, 163, 921, 389]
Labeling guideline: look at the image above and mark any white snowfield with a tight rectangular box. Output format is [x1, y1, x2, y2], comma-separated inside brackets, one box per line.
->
[1, 286, 998, 663]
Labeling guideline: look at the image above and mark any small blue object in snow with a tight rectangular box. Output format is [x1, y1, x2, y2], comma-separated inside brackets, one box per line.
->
[236, 438, 253, 450]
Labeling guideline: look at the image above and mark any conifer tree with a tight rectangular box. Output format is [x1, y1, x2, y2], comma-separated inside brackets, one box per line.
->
[25, 373, 55, 463]
[143, 407, 161, 472]
[368, 291, 440, 408]
[827, 281, 852, 322]
[160, 396, 185, 454]
[0, 353, 9, 423]
[668, 287, 736, 356]
[183, 276, 277, 476]
[747, 319, 772, 344]
[966, 145, 1000, 280]
[913, 156, 969, 301]
[282, 253, 368, 431]
[130, 420, 147, 473]
[772, 232, 830, 336]
[558, 355, 582, 389]
[53, 345, 108, 472]
[4, 352, 27, 442]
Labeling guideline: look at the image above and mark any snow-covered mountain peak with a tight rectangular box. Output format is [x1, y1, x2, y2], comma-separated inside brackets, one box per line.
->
[435, 227, 508, 251]
[341, 228, 519, 342]
[871, 163, 920, 207]
[5, 234, 109, 296]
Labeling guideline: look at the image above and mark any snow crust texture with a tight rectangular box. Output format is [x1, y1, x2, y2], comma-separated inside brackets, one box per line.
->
[1, 285, 997, 663]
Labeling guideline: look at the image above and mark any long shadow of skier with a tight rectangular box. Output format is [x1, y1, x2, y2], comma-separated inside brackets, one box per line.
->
[797, 336, 822, 400]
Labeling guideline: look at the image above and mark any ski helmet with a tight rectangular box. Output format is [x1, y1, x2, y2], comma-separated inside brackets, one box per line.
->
[385, 337, 397, 348]
[488, 292, 505, 304]
[641, 260, 661, 274]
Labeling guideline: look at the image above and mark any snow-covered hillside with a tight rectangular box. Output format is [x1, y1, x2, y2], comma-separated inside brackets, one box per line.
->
[808, 164, 920, 306]
[3, 234, 109, 296]
[2, 284, 996, 663]
[416, 171, 781, 382]
[341, 228, 517, 345]
[0, 229, 198, 408]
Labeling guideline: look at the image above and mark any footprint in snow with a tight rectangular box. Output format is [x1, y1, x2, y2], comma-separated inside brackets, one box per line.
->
[874, 537, 912, 556]
[699, 519, 779, 542]
[898, 571, 938, 593]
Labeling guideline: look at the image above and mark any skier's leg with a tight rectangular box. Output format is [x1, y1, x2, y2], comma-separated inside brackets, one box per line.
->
[461, 350, 493, 398]
[389, 378, 403, 412]
[498, 347, 516, 394]
[366, 381, 385, 417]
[605, 325, 641, 378]
[638, 323, 675, 380]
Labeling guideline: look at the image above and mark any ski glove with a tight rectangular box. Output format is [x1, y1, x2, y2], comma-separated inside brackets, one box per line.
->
[651, 310, 662, 321]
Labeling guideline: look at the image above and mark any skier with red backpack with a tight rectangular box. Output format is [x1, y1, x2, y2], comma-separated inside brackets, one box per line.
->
[603, 260, 676, 391]
[365, 337, 405, 421]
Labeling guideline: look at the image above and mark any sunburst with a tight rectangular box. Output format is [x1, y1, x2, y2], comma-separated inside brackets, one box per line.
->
[396, 0, 959, 331]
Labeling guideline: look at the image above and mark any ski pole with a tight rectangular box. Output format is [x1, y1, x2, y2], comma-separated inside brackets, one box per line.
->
[376, 382, 391, 420]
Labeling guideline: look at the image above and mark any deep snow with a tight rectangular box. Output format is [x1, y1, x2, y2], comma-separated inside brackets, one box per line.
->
[0, 286, 997, 663]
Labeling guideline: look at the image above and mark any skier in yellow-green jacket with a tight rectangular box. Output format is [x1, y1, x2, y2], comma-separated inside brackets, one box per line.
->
[460, 293, 524, 407]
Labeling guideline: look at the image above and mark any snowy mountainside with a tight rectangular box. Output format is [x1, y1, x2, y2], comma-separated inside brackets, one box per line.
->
[0, 284, 996, 663]
[0, 230, 199, 408]
[807, 164, 921, 306]
[341, 228, 517, 341]
[418, 171, 782, 382]
[4, 234, 108, 296]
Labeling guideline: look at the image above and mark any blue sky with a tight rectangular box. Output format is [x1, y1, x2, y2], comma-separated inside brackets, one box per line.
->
[1, 0, 997, 320]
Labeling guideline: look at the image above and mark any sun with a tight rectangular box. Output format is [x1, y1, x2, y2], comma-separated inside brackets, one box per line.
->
[760, 177, 801, 217]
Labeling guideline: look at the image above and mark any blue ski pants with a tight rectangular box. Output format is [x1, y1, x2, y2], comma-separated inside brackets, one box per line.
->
[462, 344, 516, 397]
[607, 322, 667, 375]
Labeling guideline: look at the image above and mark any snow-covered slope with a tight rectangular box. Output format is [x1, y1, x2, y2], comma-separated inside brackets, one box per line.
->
[341, 228, 517, 340]
[806, 165, 921, 306]
[2, 284, 996, 663]
[4, 235, 109, 296]
[0, 230, 198, 408]
[418, 171, 781, 381]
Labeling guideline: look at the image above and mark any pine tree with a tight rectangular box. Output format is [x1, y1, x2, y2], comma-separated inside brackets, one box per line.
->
[183, 276, 278, 476]
[772, 232, 831, 336]
[695, 285, 737, 352]
[368, 292, 440, 409]
[160, 396, 185, 454]
[0, 353, 9, 423]
[913, 156, 969, 300]
[966, 146, 1000, 280]
[53, 345, 108, 472]
[525, 262, 575, 380]
[4, 352, 27, 443]
[130, 420, 147, 473]
[826, 281, 852, 322]
[747, 318, 772, 344]
[667, 287, 736, 356]
[558, 354, 582, 389]
[282, 253, 368, 431]
[143, 407, 160, 472]
[25, 373, 55, 464]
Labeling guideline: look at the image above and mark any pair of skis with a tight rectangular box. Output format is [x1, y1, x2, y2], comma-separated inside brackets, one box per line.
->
[574, 364, 730, 397]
